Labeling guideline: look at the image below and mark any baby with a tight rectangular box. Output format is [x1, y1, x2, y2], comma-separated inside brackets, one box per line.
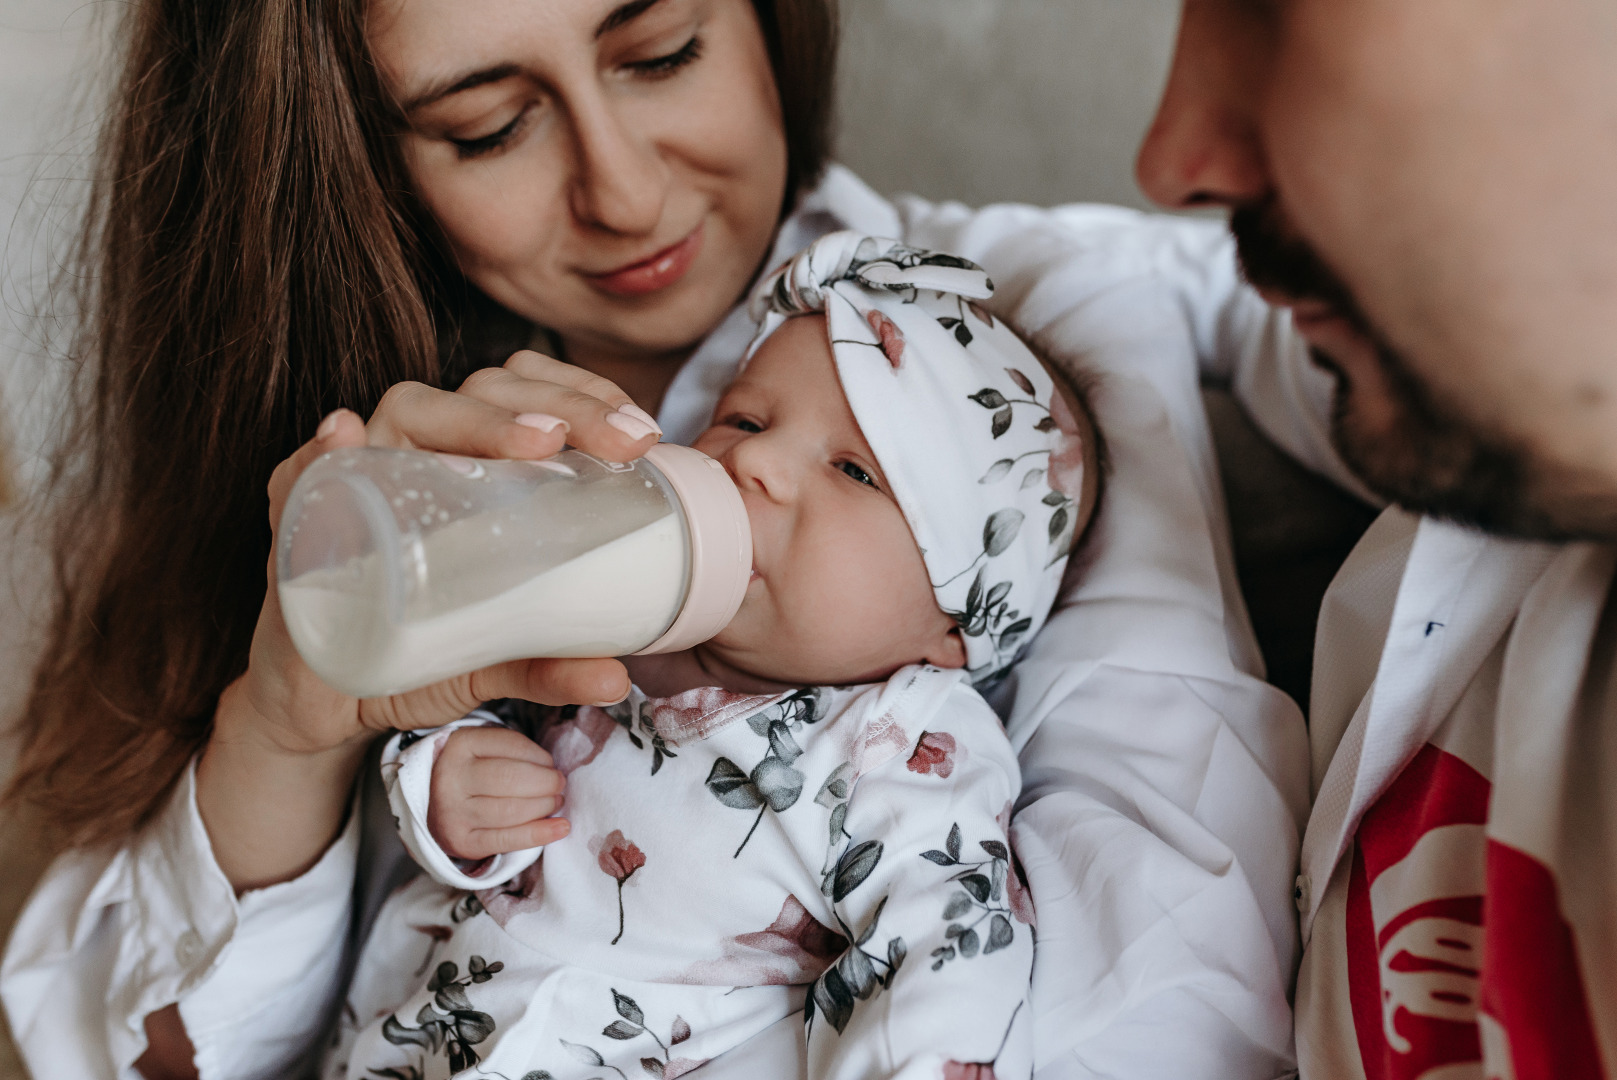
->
[346, 233, 1102, 1080]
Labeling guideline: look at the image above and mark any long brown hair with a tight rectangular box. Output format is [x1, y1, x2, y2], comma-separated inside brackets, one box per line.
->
[8, 0, 838, 849]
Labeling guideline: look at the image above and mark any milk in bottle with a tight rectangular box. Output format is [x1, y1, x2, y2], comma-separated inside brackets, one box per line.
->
[277, 444, 750, 699]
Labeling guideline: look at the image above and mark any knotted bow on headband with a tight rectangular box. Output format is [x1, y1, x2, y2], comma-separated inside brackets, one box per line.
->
[746, 232, 1086, 683]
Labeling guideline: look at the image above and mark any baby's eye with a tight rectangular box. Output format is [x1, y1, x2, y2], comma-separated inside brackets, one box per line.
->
[733, 418, 763, 434]
[838, 461, 878, 489]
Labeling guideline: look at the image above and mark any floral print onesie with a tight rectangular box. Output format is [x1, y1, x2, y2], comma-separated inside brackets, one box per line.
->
[331, 664, 1034, 1080]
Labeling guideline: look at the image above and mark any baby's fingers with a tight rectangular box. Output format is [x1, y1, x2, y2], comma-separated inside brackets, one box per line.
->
[430, 792, 566, 860]
[464, 754, 565, 800]
[469, 817, 572, 858]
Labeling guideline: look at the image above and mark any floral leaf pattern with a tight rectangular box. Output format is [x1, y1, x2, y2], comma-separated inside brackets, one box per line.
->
[701, 689, 824, 857]
[552, 989, 707, 1080]
[378, 956, 504, 1073]
[919, 822, 1024, 972]
[804, 888, 907, 1039]
[599, 697, 680, 776]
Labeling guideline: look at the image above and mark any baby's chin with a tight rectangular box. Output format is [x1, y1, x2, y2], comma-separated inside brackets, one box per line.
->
[699, 633, 912, 691]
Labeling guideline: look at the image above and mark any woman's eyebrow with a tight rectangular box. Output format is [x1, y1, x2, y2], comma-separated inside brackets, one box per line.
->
[596, 0, 669, 38]
[400, 0, 670, 114]
[403, 64, 522, 114]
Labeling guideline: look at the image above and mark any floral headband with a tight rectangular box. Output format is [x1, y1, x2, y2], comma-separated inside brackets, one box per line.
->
[746, 232, 1086, 683]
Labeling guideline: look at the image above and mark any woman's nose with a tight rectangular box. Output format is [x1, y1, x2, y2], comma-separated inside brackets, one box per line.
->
[1135, 0, 1274, 210]
[567, 94, 670, 236]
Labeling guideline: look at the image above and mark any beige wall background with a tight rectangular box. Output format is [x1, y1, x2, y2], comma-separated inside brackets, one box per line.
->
[837, 0, 1180, 210]
[0, 3, 1186, 1073]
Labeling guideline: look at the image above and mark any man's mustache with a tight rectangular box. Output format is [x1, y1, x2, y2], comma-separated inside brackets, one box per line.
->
[1229, 199, 1370, 337]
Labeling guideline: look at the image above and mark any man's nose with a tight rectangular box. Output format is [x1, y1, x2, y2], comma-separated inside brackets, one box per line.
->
[1135, 0, 1273, 210]
[568, 93, 670, 236]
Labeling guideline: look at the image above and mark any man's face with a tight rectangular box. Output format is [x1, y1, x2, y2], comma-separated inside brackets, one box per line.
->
[1137, 0, 1617, 540]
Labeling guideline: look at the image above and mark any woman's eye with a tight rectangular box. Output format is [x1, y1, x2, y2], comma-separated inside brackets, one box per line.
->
[624, 35, 703, 79]
[449, 110, 527, 159]
[839, 461, 878, 489]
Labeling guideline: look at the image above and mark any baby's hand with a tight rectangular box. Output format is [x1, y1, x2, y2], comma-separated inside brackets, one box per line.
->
[428, 727, 570, 860]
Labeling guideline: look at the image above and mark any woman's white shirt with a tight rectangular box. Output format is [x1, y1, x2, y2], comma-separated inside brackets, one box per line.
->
[1, 167, 1312, 1080]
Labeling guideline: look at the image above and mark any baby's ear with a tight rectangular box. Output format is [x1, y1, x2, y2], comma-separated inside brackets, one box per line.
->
[926, 627, 969, 670]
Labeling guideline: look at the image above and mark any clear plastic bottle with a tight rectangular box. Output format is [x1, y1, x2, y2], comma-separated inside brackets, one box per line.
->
[276, 444, 751, 699]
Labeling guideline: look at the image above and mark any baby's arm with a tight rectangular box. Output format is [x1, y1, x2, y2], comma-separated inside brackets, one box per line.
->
[806, 686, 1033, 1080]
[381, 711, 568, 889]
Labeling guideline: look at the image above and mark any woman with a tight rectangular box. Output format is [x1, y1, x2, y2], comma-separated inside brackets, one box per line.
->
[1, 0, 1308, 1077]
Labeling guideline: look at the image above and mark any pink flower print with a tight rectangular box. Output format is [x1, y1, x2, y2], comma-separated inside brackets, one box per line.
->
[866, 309, 906, 369]
[906, 731, 958, 778]
[410, 923, 454, 977]
[679, 894, 849, 985]
[1005, 852, 1036, 927]
[480, 856, 546, 926]
[995, 801, 1036, 926]
[734, 895, 849, 975]
[1046, 388, 1086, 504]
[597, 830, 646, 945]
[543, 706, 618, 774]
[651, 686, 777, 742]
[944, 1063, 998, 1080]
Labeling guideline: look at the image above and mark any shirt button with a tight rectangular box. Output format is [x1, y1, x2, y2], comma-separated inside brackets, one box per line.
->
[175, 929, 205, 968]
[1294, 874, 1312, 915]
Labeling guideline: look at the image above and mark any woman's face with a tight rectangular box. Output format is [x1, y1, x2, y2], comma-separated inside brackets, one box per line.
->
[368, 0, 789, 362]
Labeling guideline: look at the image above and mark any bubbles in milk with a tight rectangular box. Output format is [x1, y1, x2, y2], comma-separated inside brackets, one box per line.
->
[280, 512, 687, 699]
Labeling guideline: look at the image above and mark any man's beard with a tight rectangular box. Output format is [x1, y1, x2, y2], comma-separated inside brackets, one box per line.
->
[1230, 199, 1617, 542]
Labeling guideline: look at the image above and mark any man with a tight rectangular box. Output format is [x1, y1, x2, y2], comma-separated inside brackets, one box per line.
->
[1136, 1, 1617, 1077]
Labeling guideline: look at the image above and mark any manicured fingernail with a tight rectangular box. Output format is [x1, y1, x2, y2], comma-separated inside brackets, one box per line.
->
[605, 409, 657, 442]
[616, 403, 663, 437]
[316, 411, 341, 439]
[515, 413, 568, 434]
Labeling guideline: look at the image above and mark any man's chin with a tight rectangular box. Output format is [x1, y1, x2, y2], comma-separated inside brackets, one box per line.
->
[1323, 347, 1617, 543]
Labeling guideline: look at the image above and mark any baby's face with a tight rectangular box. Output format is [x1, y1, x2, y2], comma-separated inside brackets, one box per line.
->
[691, 315, 966, 686]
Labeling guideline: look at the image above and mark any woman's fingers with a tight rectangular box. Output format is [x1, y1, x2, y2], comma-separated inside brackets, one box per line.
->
[458, 361, 662, 462]
[265, 409, 367, 528]
[364, 380, 571, 460]
[360, 656, 631, 736]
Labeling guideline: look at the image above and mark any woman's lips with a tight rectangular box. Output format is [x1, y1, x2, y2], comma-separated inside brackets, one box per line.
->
[586, 226, 704, 298]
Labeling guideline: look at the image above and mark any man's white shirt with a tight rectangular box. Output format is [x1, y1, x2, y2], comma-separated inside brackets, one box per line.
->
[1220, 301, 1617, 1079]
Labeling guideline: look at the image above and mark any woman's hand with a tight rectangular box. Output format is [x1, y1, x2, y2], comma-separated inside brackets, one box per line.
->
[428, 727, 570, 859]
[200, 352, 654, 891]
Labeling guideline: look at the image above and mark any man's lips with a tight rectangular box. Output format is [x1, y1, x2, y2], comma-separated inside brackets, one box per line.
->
[585, 226, 704, 298]
[1257, 289, 1357, 344]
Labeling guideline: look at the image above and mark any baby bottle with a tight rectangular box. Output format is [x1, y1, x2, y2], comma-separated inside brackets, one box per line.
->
[275, 444, 751, 699]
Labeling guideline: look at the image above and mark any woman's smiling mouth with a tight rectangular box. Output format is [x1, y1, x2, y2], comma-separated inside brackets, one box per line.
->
[586, 225, 705, 298]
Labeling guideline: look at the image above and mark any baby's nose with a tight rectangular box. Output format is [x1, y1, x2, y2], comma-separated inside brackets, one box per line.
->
[726, 434, 799, 503]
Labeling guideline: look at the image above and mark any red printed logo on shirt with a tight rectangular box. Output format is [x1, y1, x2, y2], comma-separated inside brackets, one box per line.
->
[1344, 744, 1605, 1080]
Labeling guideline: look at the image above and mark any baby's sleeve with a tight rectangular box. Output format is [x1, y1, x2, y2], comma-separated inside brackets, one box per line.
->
[381, 709, 546, 890]
[806, 686, 1034, 1080]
